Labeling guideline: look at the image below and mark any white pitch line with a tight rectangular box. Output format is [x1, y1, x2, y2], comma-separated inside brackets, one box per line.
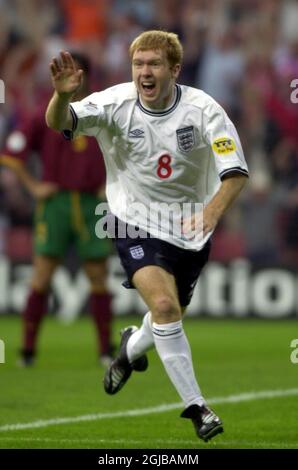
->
[0, 388, 298, 433]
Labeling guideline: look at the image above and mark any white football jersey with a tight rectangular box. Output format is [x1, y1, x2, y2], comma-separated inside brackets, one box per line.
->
[69, 82, 248, 250]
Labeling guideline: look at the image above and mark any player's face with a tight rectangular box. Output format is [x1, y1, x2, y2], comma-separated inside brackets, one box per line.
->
[132, 49, 180, 110]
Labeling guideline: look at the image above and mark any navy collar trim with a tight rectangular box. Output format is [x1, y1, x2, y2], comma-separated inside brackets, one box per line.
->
[137, 84, 181, 116]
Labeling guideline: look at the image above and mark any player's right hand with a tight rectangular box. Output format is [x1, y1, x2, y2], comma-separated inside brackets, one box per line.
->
[50, 51, 83, 97]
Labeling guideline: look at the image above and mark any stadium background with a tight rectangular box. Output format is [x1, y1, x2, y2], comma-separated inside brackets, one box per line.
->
[0, 0, 298, 452]
[1, 0, 298, 319]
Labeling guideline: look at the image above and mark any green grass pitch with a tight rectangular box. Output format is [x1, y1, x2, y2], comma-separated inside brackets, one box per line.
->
[0, 315, 297, 449]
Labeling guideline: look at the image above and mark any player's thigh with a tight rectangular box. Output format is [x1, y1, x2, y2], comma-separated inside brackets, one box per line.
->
[31, 255, 60, 292]
[83, 258, 108, 293]
[175, 240, 211, 309]
[132, 265, 182, 323]
[74, 193, 113, 260]
[34, 194, 70, 258]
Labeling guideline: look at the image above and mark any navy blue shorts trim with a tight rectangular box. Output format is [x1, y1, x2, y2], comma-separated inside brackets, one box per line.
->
[112, 216, 210, 307]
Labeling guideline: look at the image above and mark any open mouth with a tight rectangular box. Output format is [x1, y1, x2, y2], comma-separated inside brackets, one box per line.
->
[141, 82, 156, 96]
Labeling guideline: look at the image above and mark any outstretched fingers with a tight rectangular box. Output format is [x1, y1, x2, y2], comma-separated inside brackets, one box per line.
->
[50, 51, 76, 76]
[49, 50, 83, 94]
[60, 51, 75, 70]
[50, 57, 61, 77]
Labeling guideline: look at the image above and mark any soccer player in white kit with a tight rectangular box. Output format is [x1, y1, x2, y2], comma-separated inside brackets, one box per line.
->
[46, 30, 248, 442]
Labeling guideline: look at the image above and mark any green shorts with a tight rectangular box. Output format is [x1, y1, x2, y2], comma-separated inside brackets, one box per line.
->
[34, 191, 112, 260]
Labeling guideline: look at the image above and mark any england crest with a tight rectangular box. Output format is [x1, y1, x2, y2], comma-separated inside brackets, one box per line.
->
[176, 126, 195, 153]
[129, 245, 145, 260]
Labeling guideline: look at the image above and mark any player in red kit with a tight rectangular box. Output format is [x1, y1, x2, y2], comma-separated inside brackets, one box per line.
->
[0, 53, 114, 367]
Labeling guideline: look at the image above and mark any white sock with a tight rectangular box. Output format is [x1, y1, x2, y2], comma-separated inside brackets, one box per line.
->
[152, 320, 205, 408]
[127, 311, 154, 363]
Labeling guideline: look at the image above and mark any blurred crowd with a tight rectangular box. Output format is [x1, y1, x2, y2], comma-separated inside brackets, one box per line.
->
[0, 0, 298, 267]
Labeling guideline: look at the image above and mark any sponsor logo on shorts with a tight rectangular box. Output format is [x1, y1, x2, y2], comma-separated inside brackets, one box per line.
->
[129, 245, 145, 259]
[212, 137, 236, 154]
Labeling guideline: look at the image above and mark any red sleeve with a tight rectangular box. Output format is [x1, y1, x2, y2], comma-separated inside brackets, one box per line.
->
[0, 109, 45, 168]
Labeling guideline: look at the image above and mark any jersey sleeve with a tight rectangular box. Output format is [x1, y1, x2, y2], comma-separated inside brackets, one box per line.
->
[0, 113, 43, 169]
[64, 92, 106, 140]
[203, 101, 249, 180]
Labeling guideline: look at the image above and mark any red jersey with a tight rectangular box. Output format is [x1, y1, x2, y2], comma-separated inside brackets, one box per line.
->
[1, 106, 105, 193]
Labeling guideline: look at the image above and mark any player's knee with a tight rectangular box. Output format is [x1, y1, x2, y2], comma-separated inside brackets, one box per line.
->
[87, 272, 107, 292]
[152, 296, 180, 323]
[31, 275, 52, 292]
[89, 283, 107, 294]
[31, 281, 51, 293]
[84, 261, 107, 289]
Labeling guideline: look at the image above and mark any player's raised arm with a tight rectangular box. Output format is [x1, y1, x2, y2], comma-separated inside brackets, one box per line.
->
[45, 51, 83, 131]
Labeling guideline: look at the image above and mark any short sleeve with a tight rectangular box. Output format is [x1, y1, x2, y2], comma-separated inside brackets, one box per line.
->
[203, 101, 249, 180]
[64, 92, 106, 140]
[0, 112, 43, 167]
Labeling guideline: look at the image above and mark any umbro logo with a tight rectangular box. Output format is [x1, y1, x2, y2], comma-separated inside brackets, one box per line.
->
[129, 129, 144, 138]
[84, 101, 98, 111]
